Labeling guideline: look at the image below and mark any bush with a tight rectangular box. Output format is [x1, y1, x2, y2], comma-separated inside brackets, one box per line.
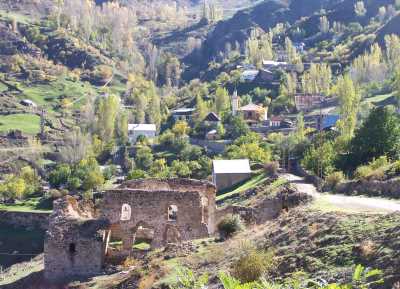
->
[325, 171, 345, 189]
[217, 214, 244, 239]
[354, 156, 390, 181]
[127, 169, 147, 180]
[232, 245, 275, 283]
[263, 161, 279, 176]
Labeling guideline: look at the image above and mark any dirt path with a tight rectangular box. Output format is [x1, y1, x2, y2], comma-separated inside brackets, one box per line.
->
[282, 173, 400, 213]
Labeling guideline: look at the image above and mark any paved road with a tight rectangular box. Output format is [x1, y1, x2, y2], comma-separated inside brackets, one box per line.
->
[282, 173, 400, 214]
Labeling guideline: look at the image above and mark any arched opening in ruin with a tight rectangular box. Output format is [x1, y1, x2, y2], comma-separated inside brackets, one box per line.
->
[107, 224, 124, 254]
[168, 205, 178, 222]
[132, 221, 155, 251]
[163, 224, 182, 245]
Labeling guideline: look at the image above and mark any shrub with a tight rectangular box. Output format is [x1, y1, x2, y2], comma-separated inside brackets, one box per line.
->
[263, 161, 279, 176]
[232, 245, 275, 283]
[354, 156, 390, 181]
[127, 169, 147, 180]
[325, 171, 345, 189]
[217, 214, 244, 239]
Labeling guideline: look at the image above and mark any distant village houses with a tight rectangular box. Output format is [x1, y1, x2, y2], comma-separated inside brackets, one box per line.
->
[295, 94, 322, 112]
[128, 124, 157, 143]
[172, 108, 196, 122]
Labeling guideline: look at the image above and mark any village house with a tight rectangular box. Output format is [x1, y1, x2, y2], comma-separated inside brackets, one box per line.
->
[212, 159, 252, 191]
[128, 124, 157, 143]
[203, 112, 221, 126]
[237, 103, 268, 125]
[203, 112, 222, 140]
[295, 94, 323, 112]
[172, 108, 196, 122]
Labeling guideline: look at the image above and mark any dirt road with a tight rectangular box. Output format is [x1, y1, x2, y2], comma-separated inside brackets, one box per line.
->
[282, 173, 400, 213]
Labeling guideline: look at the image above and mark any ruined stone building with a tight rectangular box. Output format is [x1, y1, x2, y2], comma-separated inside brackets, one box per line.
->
[44, 179, 216, 280]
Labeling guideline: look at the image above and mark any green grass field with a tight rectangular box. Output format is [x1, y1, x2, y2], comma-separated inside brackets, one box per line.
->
[0, 197, 52, 213]
[216, 172, 269, 201]
[0, 113, 40, 134]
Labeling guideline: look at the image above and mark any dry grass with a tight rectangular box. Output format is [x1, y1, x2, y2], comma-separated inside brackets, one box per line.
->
[359, 240, 377, 260]
[138, 273, 156, 289]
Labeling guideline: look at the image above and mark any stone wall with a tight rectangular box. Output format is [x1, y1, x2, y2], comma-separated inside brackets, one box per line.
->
[44, 196, 109, 281]
[44, 179, 217, 281]
[216, 186, 311, 227]
[0, 210, 50, 230]
[335, 178, 400, 198]
[102, 178, 216, 249]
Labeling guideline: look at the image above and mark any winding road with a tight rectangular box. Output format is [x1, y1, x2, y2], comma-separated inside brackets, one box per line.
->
[282, 173, 400, 214]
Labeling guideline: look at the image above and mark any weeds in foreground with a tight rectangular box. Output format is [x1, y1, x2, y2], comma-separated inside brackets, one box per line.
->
[171, 264, 383, 289]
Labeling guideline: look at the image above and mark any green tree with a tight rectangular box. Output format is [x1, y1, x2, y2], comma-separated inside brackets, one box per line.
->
[346, 107, 400, 169]
[302, 141, 337, 177]
[394, 68, 400, 108]
[215, 87, 230, 114]
[335, 74, 361, 142]
[96, 94, 120, 143]
[49, 164, 72, 188]
[135, 146, 154, 170]
[295, 113, 306, 143]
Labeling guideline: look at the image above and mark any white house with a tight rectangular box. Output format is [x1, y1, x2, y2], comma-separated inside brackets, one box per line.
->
[128, 124, 157, 143]
[212, 159, 251, 191]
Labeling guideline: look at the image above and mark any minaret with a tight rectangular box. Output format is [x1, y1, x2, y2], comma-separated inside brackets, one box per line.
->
[231, 89, 239, 115]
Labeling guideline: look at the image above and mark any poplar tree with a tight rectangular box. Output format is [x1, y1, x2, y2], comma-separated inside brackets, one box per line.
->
[215, 87, 230, 114]
[335, 75, 361, 141]
[96, 94, 120, 143]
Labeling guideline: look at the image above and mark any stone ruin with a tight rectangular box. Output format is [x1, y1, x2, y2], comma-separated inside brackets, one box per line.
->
[44, 178, 216, 281]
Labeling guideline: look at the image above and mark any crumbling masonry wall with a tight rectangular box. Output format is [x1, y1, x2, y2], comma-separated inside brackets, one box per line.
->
[101, 179, 216, 250]
[44, 179, 216, 281]
[44, 196, 109, 281]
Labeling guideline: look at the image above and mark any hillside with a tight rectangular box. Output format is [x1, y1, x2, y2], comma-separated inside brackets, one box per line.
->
[183, 0, 400, 79]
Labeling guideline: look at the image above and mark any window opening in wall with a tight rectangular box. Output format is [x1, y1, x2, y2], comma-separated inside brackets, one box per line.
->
[121, 204, 132, 221]
[69, 243, 76, 254]
[168, 205, 178, 222]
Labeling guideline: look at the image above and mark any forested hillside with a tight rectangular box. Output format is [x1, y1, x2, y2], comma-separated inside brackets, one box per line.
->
[1, 0, 400, 288]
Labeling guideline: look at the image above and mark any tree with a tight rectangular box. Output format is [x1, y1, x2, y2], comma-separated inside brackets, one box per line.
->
[301, 63, 332, 96]
[302, 141, 337, 177]
[385, 34, 400, 74]
[295, 113, 306, 143]
[354, 1, 367, 16]
[172, 121, 190, 137]
[215, 87, 230, 114]
[335, 74, 361, 142]
[135, 146, 154, 170]
[319, 16, 330, 34]
[60, 127, 91, 164]
[350, 43, 388, 84]
[346, 107, 400, 169]
[96, 94, 120, 143]
[395, 69, 400, 108]
[224, 115, 250, 139]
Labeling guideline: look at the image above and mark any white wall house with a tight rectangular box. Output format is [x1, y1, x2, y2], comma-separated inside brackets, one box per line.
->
[128, 124, 157, 143]
[212, 159, 251, 191]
